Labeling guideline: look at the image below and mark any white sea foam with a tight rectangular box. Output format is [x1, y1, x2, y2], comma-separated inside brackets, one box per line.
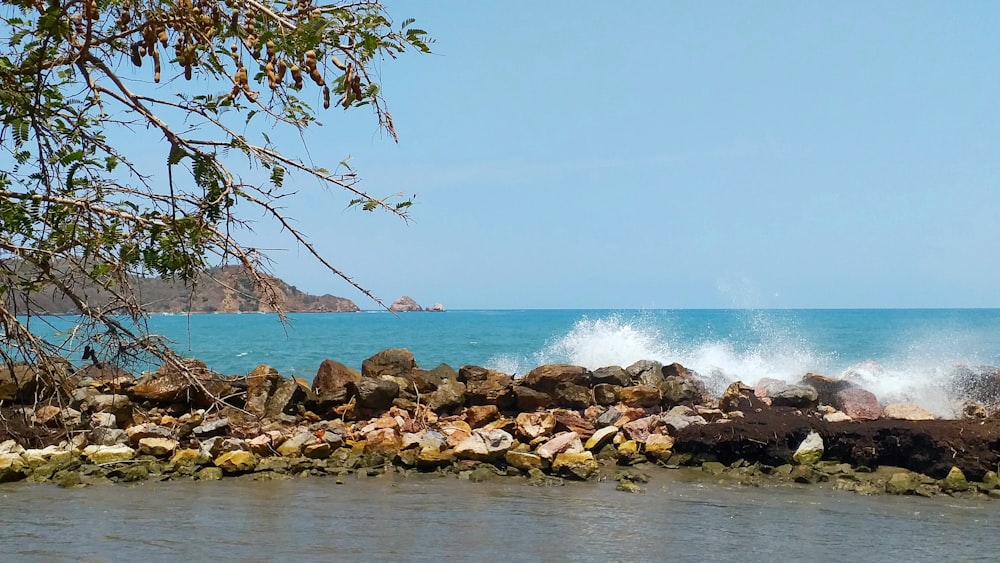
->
[485, 311, 995, 418]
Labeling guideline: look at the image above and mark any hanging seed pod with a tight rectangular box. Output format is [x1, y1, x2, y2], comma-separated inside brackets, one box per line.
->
[339, 92, 350, 109]
[130, 42, 143, 67]
[351, 75, 363, 100]
[87, 0, 98, 21]
[310, 67, 324, 87]
[265, 40, 276, 60]
[290, 63, 303, 89]
[330, 55, 346, 71]
[158, 28, 168, 47]
[235, 65, 248, 86]
[185, 65, 193, 80]
[152, 49, 161, 82]
[276, 59, 287, 81]
[323, 85, 330, 109]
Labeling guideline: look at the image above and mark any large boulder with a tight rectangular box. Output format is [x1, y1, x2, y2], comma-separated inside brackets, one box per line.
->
[512, 385, 552, 411]
[349, 378, 400, 411]
[769, 385, 819, 409]
[552, 382, 592, 410]
[591, 366, 631, 387]
[627, 360, 664, 388]
[661, 375, 711, 407]
[245, 365, 307, 419]
[453, 429, 513, 461]
[883, 403, 935, 421]
[834, 387, 883, 421]
[312, 360, 361, 403]
[131, 359, 233, 408]
[458, 366, 515, 409]
[426, 377, 466, 414]
[792, 431, 824, 465]
[362, 349, 416, 379]
[515, 411, 556, 440]
[619, 385, 661, 408]
[522, 364, 591, 393]
[0, 361, 69, 403]
[800, 373, 855, 405]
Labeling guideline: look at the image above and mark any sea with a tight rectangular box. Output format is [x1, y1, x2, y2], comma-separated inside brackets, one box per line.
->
[5, 308, 1000, 561]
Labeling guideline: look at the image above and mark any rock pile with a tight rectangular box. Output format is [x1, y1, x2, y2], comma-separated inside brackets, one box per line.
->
[3, 351, 1000, 498]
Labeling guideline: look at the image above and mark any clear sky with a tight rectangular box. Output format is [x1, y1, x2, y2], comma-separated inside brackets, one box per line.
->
[243, 1, 1000, 310]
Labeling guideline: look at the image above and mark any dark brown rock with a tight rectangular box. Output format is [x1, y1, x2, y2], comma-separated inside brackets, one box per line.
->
[552, 382, 593, 410]
[463, 405, 499, 428]
[593, 383, 621, 406]
[626, 360, 664, 388]
[553, 410, 595, 438]
[312, 360, 361, 403]
[427, 377, 466, 414]
[361, 349, 416, 379]
[513, 385, 552, 411]
[245, 365, 307, 419]
[661, 376, 710, 407]
[592, 366, 631, 387]
[0, 361, 69, 403]
[661, 362, 694, 379]
[718, 381, 760, 413]
[800, 373, 855, 405]
[131, 359, 233, 409]
[620, 385, 662, 408]
[459, 366, 515, 409]
[522, 364, 591, 393]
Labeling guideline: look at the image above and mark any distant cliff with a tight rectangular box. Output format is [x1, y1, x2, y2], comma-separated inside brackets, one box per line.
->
[4, 264, 360, 314]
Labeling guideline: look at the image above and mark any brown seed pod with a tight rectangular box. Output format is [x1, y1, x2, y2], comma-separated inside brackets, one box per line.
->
[290, 63, 302, 89]
[185, 65, 193, 80]
[310, 67, 324, 87]
[158, 29, 168, 47]
[276, 59, 287, 81]
[351, 76, 363, 100]
[266, 40, 276, 59]
[330, 55, 346, 71]
[323, 85, 330, 109]
[130, 42, 143, 67]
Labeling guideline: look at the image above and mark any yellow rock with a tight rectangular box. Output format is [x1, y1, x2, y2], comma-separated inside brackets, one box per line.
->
[644, 434, 674, 461]
[214, 450, 257, 474]
[139, 438, 179, 457]
[552, 451, 599, 480]
[170, 448, 211, 468]
[617, 440, 639, 457]
[585, 426, 618, 451]
[505, 450, 543, 471]
[83, 445, 135, 464]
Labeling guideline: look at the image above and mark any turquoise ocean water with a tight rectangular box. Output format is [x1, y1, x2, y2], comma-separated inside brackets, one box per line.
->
[30, 308, 1000, 417]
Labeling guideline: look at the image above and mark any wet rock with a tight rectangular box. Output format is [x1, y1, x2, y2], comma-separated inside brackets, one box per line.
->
[644, 433, 675, 462]
[585, 426, 618, 451]
[886, 472, 920, 495]
[593, 384, 621, 406]
[361, 348, 416, 379]
[592, 366, 631, 387]
[626, 360, 663, 388]
[138, 438, 178, 457]
[792, 431, 824, 465]
[522, 364, 591, 393]
[312, 360, 361, 404]
[834, 388, 883, 421]
[0, 453, 26, 482]
[661, 376, 711, 407]
[364, 428, 403, 463]
[213, 450, 257, 474]
[512, 386, 552, 411]
[505, 450, 543, 471]
[552, 451, 598, 480]
[536, 432, 583, 461]
[170, 448, 211, 469]
[660, 406, 707, 433]
[83, 445, 135, 464]
[800, 373, 855, 405]
[349, 378, 400, 410]
[770, 385, 819, 408]
[458, 366, 515, 409]
[718, 381, 760, 413]
[516, 411, 556, 440]
[883, 403, 935, 421]
[947, 365, 1000, 405]
[620, 385, 661, 408]
[463, 405, 499, 428]
[197, 467, 224, 481]
[276, 431, 317, 457]
[940, 466, 969, 492]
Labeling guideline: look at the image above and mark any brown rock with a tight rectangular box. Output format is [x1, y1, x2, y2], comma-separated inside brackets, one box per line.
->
[661, 362, 693, 379]
[131, 359, 233, 408]
[552, 382, 592, 410]
[800, 373, 855, 405]
[426, 377, 466, 414]
[620, 385, 662, 408]
[464, 405, 499, 428]
[718, 381, 759, 413]
[348, 378, 400, 411]
[536, 431, 583, 461]
[553, 409, 595, 438]
[459, 366, 515, 409]
[883, 403, 935, 421]
[622, 415, 662, 444]
[522, 364, 590, 393]
[312, 360, 361, 402]
[592, 366, 631, 387]
[361, 349, 416, 379]
[593, 384, 621, 406]
[513, 385, 552, 411]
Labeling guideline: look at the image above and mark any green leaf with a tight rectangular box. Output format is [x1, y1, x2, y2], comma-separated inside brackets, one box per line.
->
[168, 144, 188, 165]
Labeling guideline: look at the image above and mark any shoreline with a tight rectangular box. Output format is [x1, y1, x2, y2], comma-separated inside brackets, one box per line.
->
[3, 348, 1000, 498]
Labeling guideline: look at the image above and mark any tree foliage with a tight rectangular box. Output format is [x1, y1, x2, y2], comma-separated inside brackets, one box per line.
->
[0, 1, 429, 383]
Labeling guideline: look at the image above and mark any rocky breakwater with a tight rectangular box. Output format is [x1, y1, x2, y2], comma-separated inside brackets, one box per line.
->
[3, 353, 1000, 499]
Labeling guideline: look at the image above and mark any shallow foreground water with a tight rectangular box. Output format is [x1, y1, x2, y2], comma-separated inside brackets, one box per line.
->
[2, 471, 999, 562]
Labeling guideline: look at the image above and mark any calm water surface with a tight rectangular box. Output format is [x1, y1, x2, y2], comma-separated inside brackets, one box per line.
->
[2, 471, 998, 562]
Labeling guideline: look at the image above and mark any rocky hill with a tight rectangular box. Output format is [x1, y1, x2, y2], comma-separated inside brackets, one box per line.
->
[4, 264, 359, 314]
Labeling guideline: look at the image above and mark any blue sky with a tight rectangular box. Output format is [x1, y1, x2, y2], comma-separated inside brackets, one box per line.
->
[242, 1, 1000, 309]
